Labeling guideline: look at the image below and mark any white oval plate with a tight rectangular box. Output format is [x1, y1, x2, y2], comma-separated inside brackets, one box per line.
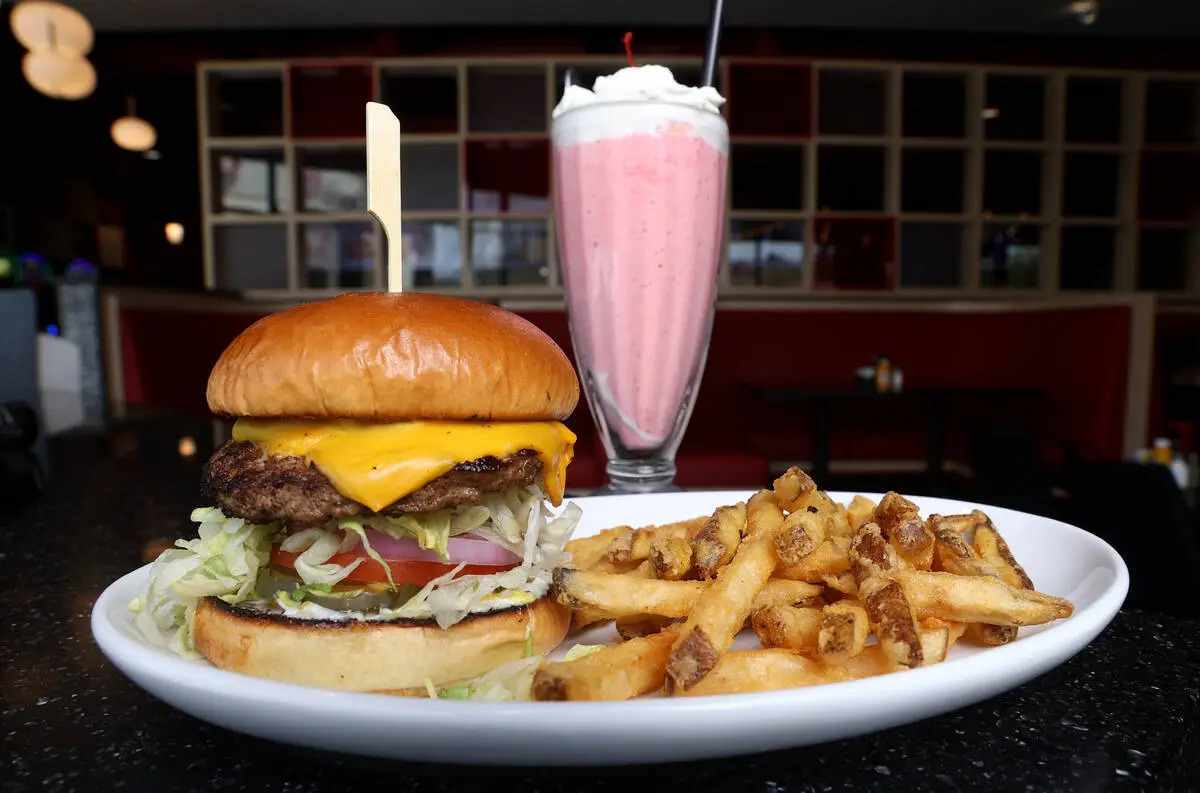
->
[93, 491, 1127, 766]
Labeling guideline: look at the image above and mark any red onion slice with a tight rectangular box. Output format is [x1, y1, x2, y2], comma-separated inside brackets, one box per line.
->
[360, 527, 521, 566]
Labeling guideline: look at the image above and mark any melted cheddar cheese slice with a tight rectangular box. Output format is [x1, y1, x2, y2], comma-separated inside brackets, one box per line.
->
[233, 419, 576, 513]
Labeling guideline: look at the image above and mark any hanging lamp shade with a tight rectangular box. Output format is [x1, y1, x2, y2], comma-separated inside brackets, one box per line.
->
[10, 1, 93, 56]
[111, 97, 157, 151]
[22, 50, 96, 99]
[111, 116, 157, 151]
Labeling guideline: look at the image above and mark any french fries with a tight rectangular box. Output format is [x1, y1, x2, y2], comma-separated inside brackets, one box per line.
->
[974, 520, 1035, 590]
[566, 525, 632, 570]
[775, 535, 851, 582]
[680, 649, 849, 697]
[931, 521, 1001, 579]
[553, 569, 821, 620]
[533, 627, 680, 701]
[751, 605, 821, 650]
[689, 503, 745, 579]
[650, 536, 693, 580]
[817, 601, 869, 664]
[895, 569, 1074, 626]
[771, 467, 817, 512]
[849, 522, 924, 669]
[546, 480, 1073, 700]
[608, 516, 708, 566]
[615, 615, 677, 640]
[846, 495, 877, 531]
[775, 509, 827, 565]
[874, 492, 935, 569]
[666, 491, 785, 692]
[968, 518, 1035, 644]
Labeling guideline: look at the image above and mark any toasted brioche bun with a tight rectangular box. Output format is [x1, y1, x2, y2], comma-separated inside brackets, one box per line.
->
[193, 595, 570, 692]
[207, 293, 579, 422]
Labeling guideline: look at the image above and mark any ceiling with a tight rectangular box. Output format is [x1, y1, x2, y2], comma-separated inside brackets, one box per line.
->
[67, 0, 1200, 38]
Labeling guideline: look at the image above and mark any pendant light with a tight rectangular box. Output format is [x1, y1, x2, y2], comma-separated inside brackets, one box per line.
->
[111, 97, 158, 152]
[13, 1, 96, 100]
[22, 49, 95, 99]
[10, 1, 93, 56]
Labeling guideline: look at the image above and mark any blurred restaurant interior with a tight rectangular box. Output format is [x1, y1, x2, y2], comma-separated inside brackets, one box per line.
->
[2, 0, 1199, 615]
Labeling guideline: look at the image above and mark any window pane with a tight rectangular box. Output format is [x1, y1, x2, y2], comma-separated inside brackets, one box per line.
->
[903, 73, 966, 138]
[465, 140, 549, 212]
[819, 69, 886, 135]
[468, 67, 546, 132]
[985, 75, 1045, 141]
[1145, 80, 1200, 144]
[728, 64, 812, 136]
[901, 148, 964, 213]
[290, 65, 371, 138]
[729, 220, 805, 286]
[731, 145, 804, 210]
[980, 224, 1041, 288]
[818, 146, 885, 211]
[1059, 227, 1115, 290]
[297, 148, 365, 212]
[211, 149, 289, 214]
[813, 217, 895, 290]
[1139, 152, 1200, 221]
[404, 219, 462, 288]
[1063, 153, 1119, 218]
[207, 70, 282, 137]
[983, 150, 1042, 215]
[402, 143, 459, 211]
[301, 222, 376, 288]
[381, 68, 458, 133]
[470, 220, 548, 285]
[1066, 78, 1122, 143]
[901, 223, 962, 287]
[1138, 229, 1195, 291]
[214, 224, 288, 289]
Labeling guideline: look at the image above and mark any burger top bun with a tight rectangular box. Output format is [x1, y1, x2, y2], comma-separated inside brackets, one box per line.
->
[207, 293, 580, 422]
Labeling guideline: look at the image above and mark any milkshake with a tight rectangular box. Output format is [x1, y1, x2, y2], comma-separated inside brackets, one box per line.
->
[552, 66, 728, 491]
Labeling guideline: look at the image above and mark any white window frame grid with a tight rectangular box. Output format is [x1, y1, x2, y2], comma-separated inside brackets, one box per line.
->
[197, 56, 1200, 301]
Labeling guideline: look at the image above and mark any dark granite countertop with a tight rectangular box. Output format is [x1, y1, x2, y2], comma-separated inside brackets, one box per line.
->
[4, 419, 1200, 792]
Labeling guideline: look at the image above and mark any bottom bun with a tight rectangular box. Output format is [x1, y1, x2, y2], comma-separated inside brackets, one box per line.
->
[193, 596, 570, 692]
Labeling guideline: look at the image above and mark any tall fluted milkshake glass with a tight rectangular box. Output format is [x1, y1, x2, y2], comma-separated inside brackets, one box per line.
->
[552, 67, 728, 492]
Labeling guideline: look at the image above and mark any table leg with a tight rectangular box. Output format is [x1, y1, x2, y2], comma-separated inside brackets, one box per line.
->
[927, 395, 947, 493]
[813, 400, 831, 485]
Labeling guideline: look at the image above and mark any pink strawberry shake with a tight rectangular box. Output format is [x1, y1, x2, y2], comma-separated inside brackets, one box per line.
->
[553, 66, 728, 488]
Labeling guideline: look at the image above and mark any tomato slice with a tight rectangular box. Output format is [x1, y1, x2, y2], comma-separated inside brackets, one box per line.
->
[270, 547, 518, 587]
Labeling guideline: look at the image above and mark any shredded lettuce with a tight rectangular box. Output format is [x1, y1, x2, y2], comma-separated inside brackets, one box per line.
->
[432, 655, 543, 701]
[339, 519, 397, 590]
[278, 581, 365, 603]
[129, 509, 276, 657]
[563, 643, 605, 662]
[134, 486, 582, 658]
[281, 528, 364, 587]
[364, 485, 546, 562]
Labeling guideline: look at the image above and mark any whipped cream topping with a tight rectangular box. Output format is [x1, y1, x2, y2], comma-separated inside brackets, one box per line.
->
[553, 64, 725, 118]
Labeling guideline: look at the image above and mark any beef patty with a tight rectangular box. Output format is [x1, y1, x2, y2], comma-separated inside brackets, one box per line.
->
[203, 440, 542, 527]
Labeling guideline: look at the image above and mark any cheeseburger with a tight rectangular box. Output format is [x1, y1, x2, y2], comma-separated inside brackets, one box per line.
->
[130, 293, 580, 692]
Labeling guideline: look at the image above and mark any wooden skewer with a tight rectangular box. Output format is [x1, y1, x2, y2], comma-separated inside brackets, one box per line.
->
[366, 102, 403, 293]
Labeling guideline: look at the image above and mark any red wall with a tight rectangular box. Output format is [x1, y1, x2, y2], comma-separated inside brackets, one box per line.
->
[119, 302, 1132, 486]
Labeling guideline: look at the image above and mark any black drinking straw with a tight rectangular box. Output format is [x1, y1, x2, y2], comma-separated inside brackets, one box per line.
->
[701, 0, 726, 87]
